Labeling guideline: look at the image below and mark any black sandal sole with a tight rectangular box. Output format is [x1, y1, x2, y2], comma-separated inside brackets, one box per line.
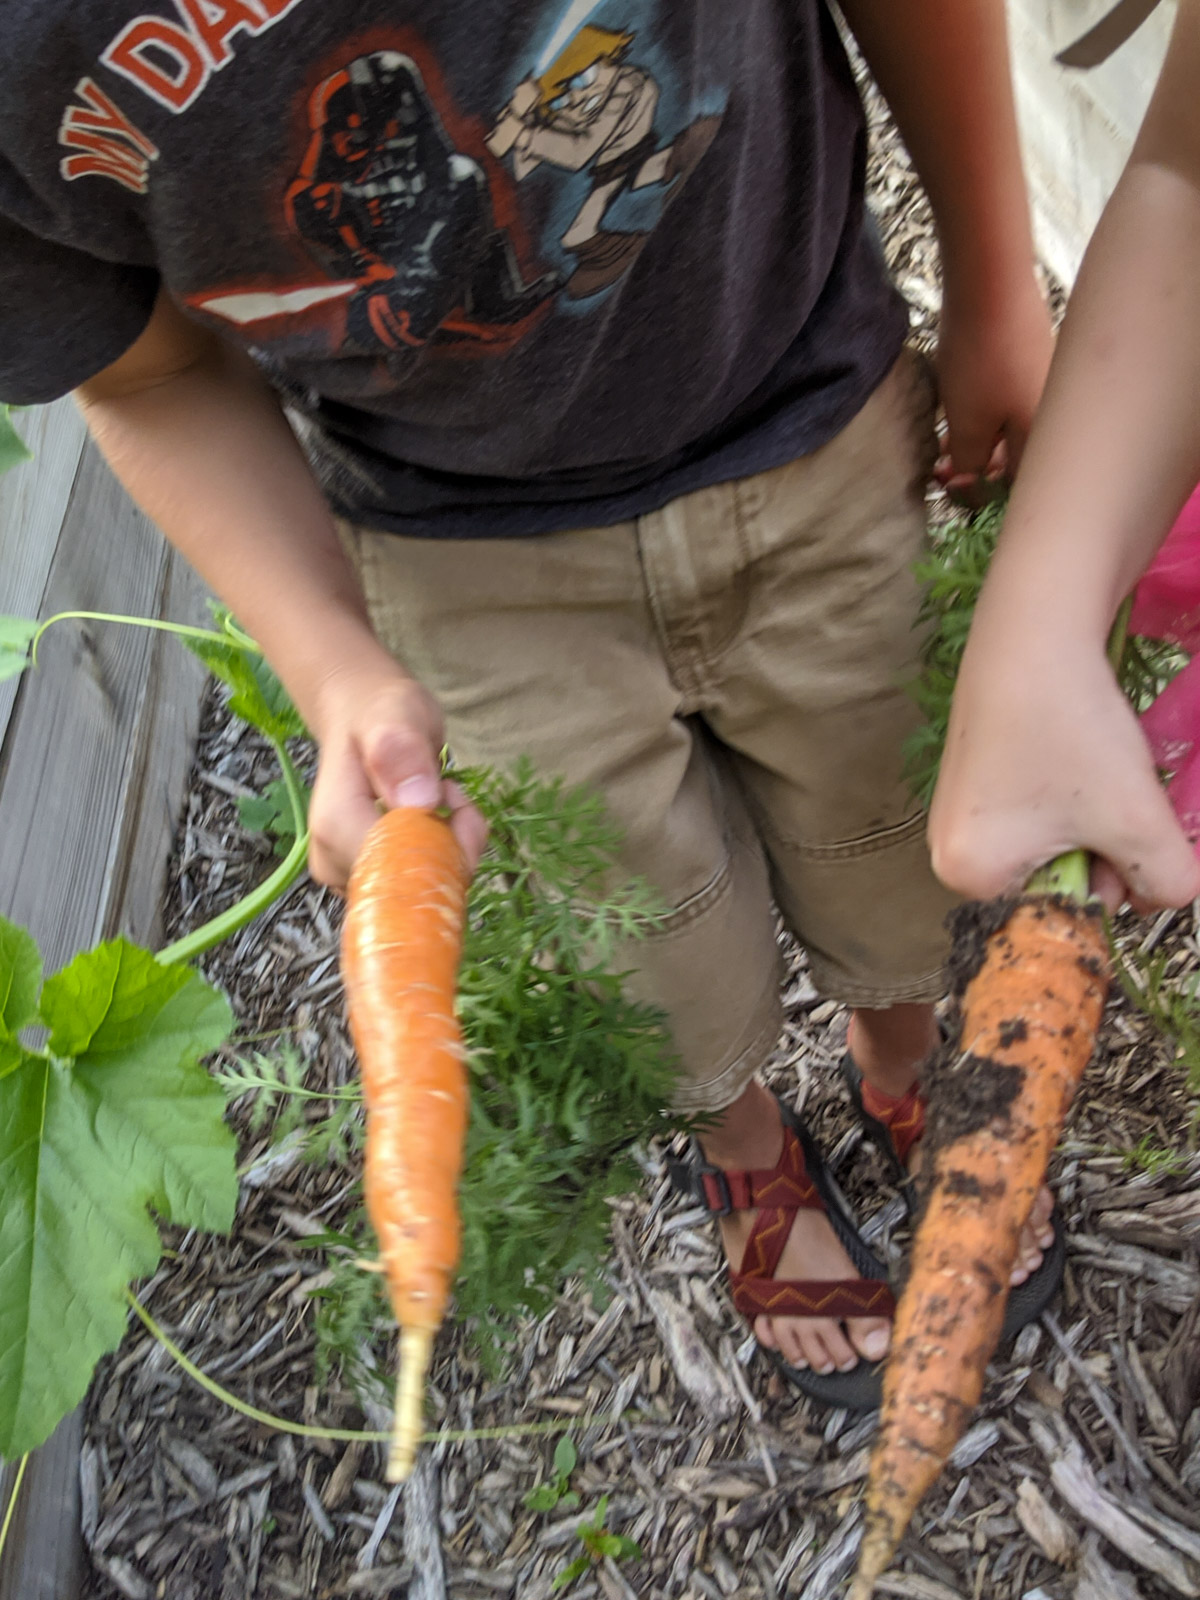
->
[771, 1206, 1067, 1413]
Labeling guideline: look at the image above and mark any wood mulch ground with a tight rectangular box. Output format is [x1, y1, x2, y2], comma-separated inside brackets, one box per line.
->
[80, 83, 1200, 1600]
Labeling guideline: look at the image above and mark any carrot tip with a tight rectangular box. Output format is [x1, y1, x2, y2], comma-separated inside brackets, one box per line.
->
[849, 1524, 899, 1600]
[387, 1325, 434, 1483]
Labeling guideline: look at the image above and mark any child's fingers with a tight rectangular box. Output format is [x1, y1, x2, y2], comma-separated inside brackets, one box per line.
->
[442, 779, 489, 875]
[1099, 806, 1200, 912]
[308, 743, 382, 895]
[1088, 859, 1128, 916]
[935, 441, 1009, 507]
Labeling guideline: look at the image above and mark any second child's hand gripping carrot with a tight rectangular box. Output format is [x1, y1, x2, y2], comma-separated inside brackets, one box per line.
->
[849, 891, 1109, 1599]
[341, 807, 470, 1483]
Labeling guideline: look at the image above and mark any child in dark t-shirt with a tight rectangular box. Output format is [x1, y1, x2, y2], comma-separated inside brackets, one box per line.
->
[0, 0, 1056, 1402]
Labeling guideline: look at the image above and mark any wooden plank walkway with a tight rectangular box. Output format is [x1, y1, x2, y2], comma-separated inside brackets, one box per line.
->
[1010, 0, 1175, 286]
[0, 400, 209, 1600]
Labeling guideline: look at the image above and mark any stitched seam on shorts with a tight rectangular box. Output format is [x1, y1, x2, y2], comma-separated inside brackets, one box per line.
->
[807, 961, 947, 1008]
[642, 851, 735, 940]
[695, 483, 753, 677]
[773, 807, 928, 863]
[670, 978, 784, 1115]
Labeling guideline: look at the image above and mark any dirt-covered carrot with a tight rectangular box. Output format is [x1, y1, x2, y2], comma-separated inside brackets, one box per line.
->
[342, 807, 469, 1483]
[850, 891, 1109, 1598]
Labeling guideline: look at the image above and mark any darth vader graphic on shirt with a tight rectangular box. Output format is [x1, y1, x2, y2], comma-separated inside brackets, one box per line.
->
[189, 5, 727, 356]
[285, 50, 559, 350]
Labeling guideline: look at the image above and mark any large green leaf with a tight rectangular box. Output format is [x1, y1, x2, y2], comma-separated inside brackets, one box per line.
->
[0, 918, 40, 1040]
[0, 918, 41, 1078]
[0, 936, 236, 1456]
[0, 615, 39, 686]
[185, 612, 305, 745]
[0, 405, 32, 476]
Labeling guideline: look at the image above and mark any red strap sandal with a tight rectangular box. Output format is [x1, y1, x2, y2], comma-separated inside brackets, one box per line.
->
[666, 1100, 895, 1410]
[840, 1051, 926, 1187]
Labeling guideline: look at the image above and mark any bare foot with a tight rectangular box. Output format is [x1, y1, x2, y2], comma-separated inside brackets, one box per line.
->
[701, 1081, 890, 1374]
[847, 1007, 1055, 1288]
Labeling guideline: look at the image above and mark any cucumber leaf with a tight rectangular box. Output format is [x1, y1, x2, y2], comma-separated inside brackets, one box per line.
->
[0, 919, 41, 1078]
[0, 615, 39, 685]
[0, 933, 236, 1457]
[0, 918, 40, 1040]
[0, 405, 32, 476]
[185, 607, 304, 744]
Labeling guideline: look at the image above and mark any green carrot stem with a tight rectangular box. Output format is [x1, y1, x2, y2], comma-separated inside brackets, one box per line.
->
[1108, 594, 1134, 676]
[125, 1290, 634, 1448]
[157, 740, 309, 966]
[1026, 849, 1091, 901]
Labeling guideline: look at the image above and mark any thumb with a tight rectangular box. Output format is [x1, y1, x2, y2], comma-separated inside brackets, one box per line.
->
[361, 722, 443, 812]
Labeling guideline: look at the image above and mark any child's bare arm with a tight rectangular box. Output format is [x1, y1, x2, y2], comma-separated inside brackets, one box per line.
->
[76, 291, 486, 889]
[929, 0, 1200, 909]
[839, 0, 1053, 483]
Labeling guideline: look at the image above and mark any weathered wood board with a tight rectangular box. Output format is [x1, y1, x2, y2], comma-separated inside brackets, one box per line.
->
[0, 410, 209, 1600]
[0, 402, 87, 748]
[1009, 0, 1176, 286]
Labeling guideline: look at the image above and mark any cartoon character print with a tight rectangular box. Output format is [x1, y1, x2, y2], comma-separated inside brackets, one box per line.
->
[487, 25, 721, 299]
[286, 50, 558, 349]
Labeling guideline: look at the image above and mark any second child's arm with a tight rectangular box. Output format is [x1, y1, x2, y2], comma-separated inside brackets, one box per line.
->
[929, 0, 1200, 909]
[838, 0, 1053, 483]
[76, 291, 486, 889]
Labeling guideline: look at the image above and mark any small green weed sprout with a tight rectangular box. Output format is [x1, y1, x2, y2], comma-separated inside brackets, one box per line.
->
[524, 1436, 580, 1513]
[553, 1494, 643, 1590]
[1122, 1134, 1189, 1179]
[1110, 941, 1200, 1099]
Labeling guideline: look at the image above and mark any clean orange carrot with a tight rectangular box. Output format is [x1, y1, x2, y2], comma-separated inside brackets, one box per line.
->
[850, 896, 1109, 1598]
[341, 806, 469, 1482]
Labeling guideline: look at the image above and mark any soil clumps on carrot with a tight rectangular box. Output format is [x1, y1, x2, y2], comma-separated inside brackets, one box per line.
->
[923, 1044, 1024, 1152]
[944, 896, 1018, 991]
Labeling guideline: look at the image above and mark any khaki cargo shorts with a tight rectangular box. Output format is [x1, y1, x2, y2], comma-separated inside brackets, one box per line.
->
[339, 350, 957, 1113]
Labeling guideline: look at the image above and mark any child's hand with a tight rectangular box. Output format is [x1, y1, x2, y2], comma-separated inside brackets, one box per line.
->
[935, 271, 1054, 498]
[306, 661, 487, 893]
[929, 633, 1200, 912]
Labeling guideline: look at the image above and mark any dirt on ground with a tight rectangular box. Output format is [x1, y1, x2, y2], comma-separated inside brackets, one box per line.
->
[80, 77, 1200, 1600]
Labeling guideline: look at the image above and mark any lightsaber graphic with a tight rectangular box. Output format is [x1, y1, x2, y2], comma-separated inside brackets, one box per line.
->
[195, 282, 359, 326]
[536, 0, 607, 72]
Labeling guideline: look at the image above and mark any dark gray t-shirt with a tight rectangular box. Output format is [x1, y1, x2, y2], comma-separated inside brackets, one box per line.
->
[0, 0, 909, 536]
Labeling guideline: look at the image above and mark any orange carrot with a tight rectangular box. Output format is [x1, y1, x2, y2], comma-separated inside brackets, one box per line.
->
[850, 896, 1109, 1598]
[341, 807, 469, 1482]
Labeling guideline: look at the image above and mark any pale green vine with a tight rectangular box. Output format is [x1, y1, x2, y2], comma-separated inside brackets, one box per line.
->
[126, 1291, 633, 1449]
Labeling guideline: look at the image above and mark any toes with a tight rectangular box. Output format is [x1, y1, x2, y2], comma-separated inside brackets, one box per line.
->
[766, 1316, 873, 1375]
[776, 1320, 809, 1370]
[1011, 1246, 1043, 1286]
[801, 1325, 850, 1376]
[819, 1324, 860, 1374]
[850, 1318, 892, 1364]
